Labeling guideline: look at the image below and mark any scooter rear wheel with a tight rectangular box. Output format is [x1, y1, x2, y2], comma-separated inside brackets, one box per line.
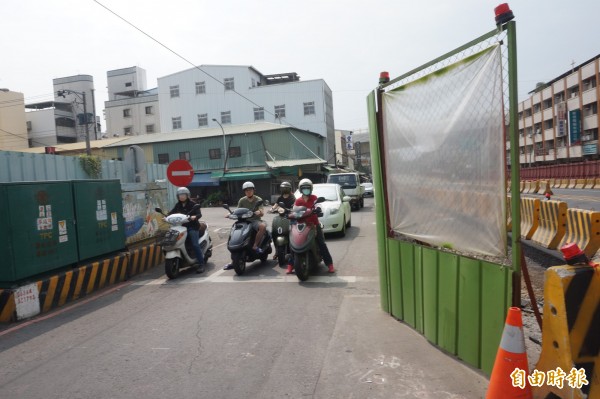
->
[294, 253, 310, 282]
[165, 258, 180, 279]
[232, 252, 246, 275]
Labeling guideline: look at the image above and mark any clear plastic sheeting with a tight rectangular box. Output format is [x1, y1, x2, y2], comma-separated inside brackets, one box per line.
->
[382, 46, 506, 257]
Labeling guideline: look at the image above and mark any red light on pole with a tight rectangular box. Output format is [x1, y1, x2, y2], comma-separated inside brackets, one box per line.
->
[494, 3, 514, 25]
[379, 71, 390, 85]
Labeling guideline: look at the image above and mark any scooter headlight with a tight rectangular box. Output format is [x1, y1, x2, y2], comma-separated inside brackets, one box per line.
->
[278, 208, 285, 215]
[243, 210, 253, 218]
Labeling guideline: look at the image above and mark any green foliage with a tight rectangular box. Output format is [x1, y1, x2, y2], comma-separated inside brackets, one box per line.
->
[79, 155, 102, 179]
[202, 191, 224, 207]
[441, 242, 454, 250]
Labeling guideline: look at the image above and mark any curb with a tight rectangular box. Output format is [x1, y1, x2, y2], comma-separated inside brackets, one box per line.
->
[0, 244, 163, 323]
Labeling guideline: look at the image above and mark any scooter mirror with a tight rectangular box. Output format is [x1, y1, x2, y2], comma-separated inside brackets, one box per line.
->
[155, 207, 163, 213]
[222, 204, 230, 211]
[316, 197, 326, 203]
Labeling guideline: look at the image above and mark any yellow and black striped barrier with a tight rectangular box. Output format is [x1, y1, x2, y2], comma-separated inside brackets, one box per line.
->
[127, 243, 164, 278]
[0, 243, 165, 323]
[560, 209, 600, 258]
[521, 197, 540, 240]
[531, 200, 567, 250]
[586, 178, 596, 189]
[575, 179, 587, 189]
[533, 265, 599, 399]
[560, 179, 570, 189]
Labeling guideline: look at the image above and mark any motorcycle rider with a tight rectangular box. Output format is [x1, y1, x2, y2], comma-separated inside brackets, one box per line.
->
[291, 178, 335, 274]
[168, 187, 205, 274]
[271, 181, 296, 262]
[223, 181, 267, 270]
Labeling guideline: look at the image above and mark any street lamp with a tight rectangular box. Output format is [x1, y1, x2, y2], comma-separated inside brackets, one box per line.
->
[57, 89, 91, 155]
[212, 118, 227, 173]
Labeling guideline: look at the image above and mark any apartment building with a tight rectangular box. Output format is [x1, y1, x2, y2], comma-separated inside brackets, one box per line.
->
[511, 55, 600, 166]
[0, 89, 28, 150]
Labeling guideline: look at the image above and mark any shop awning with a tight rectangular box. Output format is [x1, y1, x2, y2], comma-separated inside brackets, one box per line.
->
[211, 171, 273, 181]
[189, 172, 220, 187]
[265, 158, 326, 168]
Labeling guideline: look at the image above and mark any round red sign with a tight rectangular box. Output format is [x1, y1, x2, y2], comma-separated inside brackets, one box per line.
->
[166, 159, 194, 186]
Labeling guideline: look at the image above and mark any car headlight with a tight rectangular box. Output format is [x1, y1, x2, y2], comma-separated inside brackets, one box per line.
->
[329, 207, 340, 215]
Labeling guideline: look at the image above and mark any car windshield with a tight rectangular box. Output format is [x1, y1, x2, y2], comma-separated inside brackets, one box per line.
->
[328, 174, 357, 188]
[312, 186, 339, 202]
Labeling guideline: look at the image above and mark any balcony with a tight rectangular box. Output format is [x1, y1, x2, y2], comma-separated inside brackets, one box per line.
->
[568, 96, 580, 111]
[557, 147, 568, 159]
[536, 155, 545, 162]
[584, 114, 599, 130]
[581, 63, 596, 79]
[570, 145, 583, 158]
[535, 133, 544, 143]
[582, 89, 598, 105]
[533, 112, 542, 124]
[566, 74, 579, 88]
[543, 108, 553, 121]
[544, 128, 554, 138]
[519, 136, 525, 146]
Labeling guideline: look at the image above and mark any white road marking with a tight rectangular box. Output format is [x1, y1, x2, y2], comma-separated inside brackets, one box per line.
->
[133, 275, 377, 286]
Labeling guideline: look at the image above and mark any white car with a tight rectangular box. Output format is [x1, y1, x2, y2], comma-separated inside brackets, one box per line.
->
[294, 183, 352, 236]
[361, 182, 374, 197]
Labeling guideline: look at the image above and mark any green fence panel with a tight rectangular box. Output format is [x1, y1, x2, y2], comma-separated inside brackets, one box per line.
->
[422, 248, 439, 343]
[388, 240, 403, 320]
[400, 242, 416, 328]
[457, 257, 482, 368]
[437, 252, 459, 355]
[480, 262, 510, 374]
[414, 245, 424, 334]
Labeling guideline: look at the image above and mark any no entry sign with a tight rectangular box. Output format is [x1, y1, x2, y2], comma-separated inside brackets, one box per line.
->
[167, 159, 194, 186]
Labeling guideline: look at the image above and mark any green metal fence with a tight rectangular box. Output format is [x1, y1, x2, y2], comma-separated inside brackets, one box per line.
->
[367, 21, 520, 375]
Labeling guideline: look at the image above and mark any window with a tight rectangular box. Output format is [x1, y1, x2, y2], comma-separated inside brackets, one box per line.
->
[209, 148, 221, 159]
[124, 126, 132, 135]
[224, 78, 234, 91]
[543, 99, 552, 110]
[533, 103, 541, 114]
[125, 82, 132, 87]
[251, 78, 256, 88]
[172, 116, 182, 130]
[146, 124, 155, 133]
[568, 85, 579, 98]
[179, 151, 191, 161]
[274, 104, 286, 118]
[254, 107, 264, 121]
[195, 81, 206, 94]
[123, 108, 131, 117]
[524, 108, 532, 117]
[145, 106, 153, 115]
[228, 146, 241, 158]
[554, 91, 565, 103]
[158, 153, 170, 164]
[221, 111, 231, 124]
[303, 101, 315, 116]
[170, 85, 180, 98]
[198, 113, 208, 127]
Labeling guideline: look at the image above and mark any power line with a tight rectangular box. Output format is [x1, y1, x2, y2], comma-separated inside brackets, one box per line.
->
[93, 0, 305, 132]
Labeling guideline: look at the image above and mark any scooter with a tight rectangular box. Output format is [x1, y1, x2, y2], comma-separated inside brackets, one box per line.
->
[223, 200, 273, 275]
[155, 206, 212, 279]
[270, 204, 292, 267]
[288, 197, 326, 281]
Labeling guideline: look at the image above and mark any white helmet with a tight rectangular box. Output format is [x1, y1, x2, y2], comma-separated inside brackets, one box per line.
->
[298, 178, 313, 195]
[242, 181, 255, 190]
[176, 187, 190, 196]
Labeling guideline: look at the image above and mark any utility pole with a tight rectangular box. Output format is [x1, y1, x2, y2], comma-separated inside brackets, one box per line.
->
[82, 91, 91, 155]
[91, 88, 98, 140]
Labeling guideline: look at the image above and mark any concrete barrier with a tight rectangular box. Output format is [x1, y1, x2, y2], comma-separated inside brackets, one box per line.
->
[568, 179, 578, 189]
[531, 200, 567, 249]
[533, 265, 599, 399]
[560, 179, 570, 189]
[595, 178, 600, 189]
[521, 197, 540, 240]
[586, 178, 596, 189]
[559, 209, 600, 258]
[520, 180, 525, 193]
[575, 179, 587, 189]
[548, 178, 555, 188]
[537, 180, 551, 195]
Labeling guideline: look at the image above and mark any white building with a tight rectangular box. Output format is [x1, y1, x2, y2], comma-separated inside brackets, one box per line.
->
[25, 75, 99, 147]
[512, 54, 600, 165]
[156, 65, 335, 158]
[104, 66, 160, 138]
[0, 89, 28, 150]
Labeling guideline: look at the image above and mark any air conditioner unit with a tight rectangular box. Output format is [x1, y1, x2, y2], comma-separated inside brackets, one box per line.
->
[583, 134, 592, 141]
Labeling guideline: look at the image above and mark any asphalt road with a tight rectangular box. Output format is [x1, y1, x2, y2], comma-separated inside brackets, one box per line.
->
[0, 199, 488, 399]
[522, 187, 600, 210]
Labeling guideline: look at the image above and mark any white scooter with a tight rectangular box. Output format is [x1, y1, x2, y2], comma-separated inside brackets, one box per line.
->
[155, 206, 212, 279]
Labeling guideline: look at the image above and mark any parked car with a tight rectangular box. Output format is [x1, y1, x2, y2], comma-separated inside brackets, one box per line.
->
[361, 182, 374, 197]
[294, 183, 352, 236]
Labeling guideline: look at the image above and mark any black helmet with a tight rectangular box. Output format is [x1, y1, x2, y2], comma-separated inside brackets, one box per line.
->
[280, 181, 292, 194]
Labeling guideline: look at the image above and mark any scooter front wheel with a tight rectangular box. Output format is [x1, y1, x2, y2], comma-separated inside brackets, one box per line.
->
[276, 246, 287, 267]
[294, 253, 310, 282]
[232, 252, 246, 275]
[165, 258, 180, 279]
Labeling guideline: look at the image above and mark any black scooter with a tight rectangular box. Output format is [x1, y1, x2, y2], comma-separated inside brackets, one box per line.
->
[223, 200, 272, 275]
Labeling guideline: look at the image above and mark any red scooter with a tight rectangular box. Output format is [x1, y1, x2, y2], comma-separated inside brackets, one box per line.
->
[287, 197, 326, 281]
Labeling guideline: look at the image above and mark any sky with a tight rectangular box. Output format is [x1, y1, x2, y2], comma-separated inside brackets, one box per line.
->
[1, 0, 599, 133]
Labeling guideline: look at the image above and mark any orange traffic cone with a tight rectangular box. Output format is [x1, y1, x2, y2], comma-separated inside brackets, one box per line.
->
[486, 307, 532, 399]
